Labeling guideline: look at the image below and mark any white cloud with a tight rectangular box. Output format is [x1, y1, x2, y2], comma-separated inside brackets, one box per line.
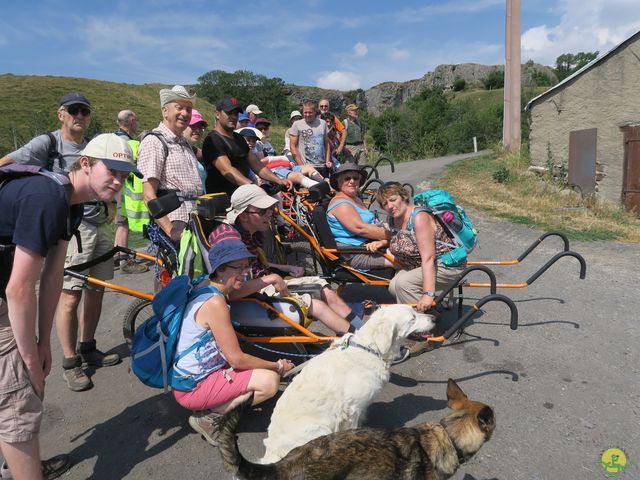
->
[317, 71, 361, 90]
[390, 48, 410, 60]
[522, 0, 640, 65]
[353, 42, 368, 57]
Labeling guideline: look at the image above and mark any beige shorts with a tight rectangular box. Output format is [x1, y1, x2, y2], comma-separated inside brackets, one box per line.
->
[63, 222, 114, 290]
[260, 276, 329, 308]
[0, 300, 43, 443]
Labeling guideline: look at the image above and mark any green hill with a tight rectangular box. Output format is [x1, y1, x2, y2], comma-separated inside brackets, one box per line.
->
[0, 74, 217, 156]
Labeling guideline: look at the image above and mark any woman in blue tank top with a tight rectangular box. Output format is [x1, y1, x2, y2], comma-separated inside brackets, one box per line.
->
[172, 236, 294, 446]
[326, 163, 396, 270]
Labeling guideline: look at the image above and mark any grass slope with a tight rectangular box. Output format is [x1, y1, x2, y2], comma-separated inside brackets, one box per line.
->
[0, 74, 217, 155]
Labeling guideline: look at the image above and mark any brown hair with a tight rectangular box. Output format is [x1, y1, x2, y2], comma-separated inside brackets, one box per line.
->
[375, 182, 411, 205]
[68, 156, 99, 172]
[302, 100, 316, 110]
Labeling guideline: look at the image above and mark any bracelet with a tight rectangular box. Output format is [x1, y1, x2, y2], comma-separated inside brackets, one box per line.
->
[276, 360, 284, 375]
[422, 291, 436, 298]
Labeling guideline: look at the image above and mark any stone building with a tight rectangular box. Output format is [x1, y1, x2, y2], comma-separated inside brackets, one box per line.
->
[526, 30, 640, 213]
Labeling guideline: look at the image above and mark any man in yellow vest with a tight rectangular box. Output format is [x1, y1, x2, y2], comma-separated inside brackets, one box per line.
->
[114, 110, 148, 274]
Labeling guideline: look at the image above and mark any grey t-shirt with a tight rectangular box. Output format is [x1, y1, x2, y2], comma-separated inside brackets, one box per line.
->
[9, 130, 106, 224]
[290, 118, 327, 165]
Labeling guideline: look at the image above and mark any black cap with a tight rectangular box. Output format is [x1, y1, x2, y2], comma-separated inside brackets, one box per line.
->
[216, 97, 243, 113]
[59, 92, 91, 108]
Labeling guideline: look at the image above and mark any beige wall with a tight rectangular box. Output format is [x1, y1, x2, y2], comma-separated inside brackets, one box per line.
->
[529, 40, 640, 204]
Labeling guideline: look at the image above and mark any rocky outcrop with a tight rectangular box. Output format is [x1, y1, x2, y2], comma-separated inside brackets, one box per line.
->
[284, 62, 556, 116]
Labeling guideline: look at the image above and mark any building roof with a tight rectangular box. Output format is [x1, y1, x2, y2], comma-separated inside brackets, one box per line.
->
[525, 28, 640, 111]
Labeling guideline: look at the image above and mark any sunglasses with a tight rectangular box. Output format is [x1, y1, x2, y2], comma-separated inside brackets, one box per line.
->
[246, 207, 271, 216]
[66, 104, 91, 117]
[190, 123, 206, 131]
[341, 174, 361, 183]
[225, 263, 251, 272]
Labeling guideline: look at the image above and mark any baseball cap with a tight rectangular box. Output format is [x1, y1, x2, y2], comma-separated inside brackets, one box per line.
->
[226, 184, 278, 224]
[345, 104, 359, 111]
[238, 112, 250, 122]
[81, 133, 142, 178]
[189, 109, 208, 127]
[290, 110, 302, 119]
[208, 237, 255, 275]
[216, 97, 243, 113]
[254, 118, 271, 127]
[245, 104, 263, 115]
[159, 85, 196, 107]
[236, 127, 263, 140]
[59, 92, 91, 109]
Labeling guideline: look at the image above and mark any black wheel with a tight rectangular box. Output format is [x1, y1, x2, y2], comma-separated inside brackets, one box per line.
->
[122, 298, 153, 349]
[287, 243, 326, 276]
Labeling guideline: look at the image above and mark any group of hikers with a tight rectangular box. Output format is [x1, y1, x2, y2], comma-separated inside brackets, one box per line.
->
[0, 85, 463, 479]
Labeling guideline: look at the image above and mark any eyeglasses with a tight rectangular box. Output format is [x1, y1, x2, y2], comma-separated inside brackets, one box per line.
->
[246, 207, 271, 216]
[66, 104, 91, 117]
[225, 263, 251, 272]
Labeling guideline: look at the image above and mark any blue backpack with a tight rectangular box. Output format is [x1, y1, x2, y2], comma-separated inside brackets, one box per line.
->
[130, 274, 218, 391]
[412, 189, 477, 267]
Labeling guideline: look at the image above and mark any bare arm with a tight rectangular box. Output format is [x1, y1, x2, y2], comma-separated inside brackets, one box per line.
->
[213, 154, 254, 187]
[0, 154, 15, 166]
[290, 134, 304, 166]
[200, 296, 280, 372]
[226, 273, 290, 301]
[412, 211, 438, 311]
[330, 202, 390, 241]
[336, 126, 347, 155]
[324, 134, 332, 168]
[247, 150, 290, 187]
[5, 246, 46, 399]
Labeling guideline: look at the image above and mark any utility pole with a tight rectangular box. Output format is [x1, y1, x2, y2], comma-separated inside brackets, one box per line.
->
[503, 0, 521, 152]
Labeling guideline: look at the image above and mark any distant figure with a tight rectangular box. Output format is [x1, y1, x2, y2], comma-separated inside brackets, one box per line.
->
[236, 112, 250, 129]
[282, 110, 303, 162]
[290, 100, 332, 174]
[318, 98, 346, 157]
[342, 104, 368, 164]
[245, 104, 263, 127]
[183, 109, 209, 189]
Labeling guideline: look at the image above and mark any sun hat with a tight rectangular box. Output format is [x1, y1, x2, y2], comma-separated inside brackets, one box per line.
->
[236, 127, 263, 140]
[254, 117, 271, 127]
[290, 110, 302, 120]
[189, 109, 207, 127]
[345, 104, 359, 111]
[238, 112, 250, 122]
[216, 97, 243, 113]
[159, 85, 196, 107]
[59, 92, 91, 109]
[245, 104, 263, 115]
[81, 133, 141, 178]
[226, 184, 278, 224]
[208, 237, 255, 275]
[329, 162, 364, 190]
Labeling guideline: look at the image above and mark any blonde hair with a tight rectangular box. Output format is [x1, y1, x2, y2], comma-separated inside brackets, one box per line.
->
[375, 182, 411, 205]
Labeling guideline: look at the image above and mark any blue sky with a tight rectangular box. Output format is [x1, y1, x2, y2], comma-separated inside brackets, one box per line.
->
[2, 0, 640, 90]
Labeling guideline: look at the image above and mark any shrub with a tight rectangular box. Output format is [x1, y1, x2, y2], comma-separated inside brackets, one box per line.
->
[453, 78, 466, 92]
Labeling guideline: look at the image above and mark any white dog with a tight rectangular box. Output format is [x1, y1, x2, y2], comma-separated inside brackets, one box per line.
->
[261, 304, 435, 463]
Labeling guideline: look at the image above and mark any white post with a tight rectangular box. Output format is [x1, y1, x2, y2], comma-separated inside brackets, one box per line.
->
[473, 136, 478, 153]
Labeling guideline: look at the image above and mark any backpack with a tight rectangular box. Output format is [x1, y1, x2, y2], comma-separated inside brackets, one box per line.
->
[412, 189, 477, 267]
[139, 130, 169, 160]
[130, 274, 219, 391]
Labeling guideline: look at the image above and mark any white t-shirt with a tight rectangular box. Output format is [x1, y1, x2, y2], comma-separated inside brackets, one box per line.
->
[290, 117, 327, 165]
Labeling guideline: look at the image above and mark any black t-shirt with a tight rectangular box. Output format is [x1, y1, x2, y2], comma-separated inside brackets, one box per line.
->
[0, 176, 83, 299]
[202, 131, 251, 196]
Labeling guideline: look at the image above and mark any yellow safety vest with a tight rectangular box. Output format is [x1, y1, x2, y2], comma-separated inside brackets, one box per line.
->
[121, 139, 150, 232]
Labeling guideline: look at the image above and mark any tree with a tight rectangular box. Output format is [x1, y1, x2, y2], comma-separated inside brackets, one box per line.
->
[195, 70, 293, 123]
[483, 69, 504, 90]
[554, 51, 598, 81]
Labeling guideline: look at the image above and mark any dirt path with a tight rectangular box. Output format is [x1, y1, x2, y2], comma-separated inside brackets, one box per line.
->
[34, 155, 639, 479]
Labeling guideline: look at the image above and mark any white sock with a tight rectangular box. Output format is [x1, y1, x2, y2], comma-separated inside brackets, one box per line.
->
[300, 176, 319, 188]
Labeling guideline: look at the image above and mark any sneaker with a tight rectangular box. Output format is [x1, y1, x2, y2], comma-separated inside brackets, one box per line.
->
[78, 340, 120, 367]
[120, 258, 149, 274]
[391, 346, 411, 365]
[1, 454, 72, 480]
[63, 366, 93, 392]
[188, 410, 226, 446]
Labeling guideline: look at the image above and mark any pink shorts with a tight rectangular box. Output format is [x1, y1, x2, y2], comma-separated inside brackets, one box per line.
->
[173, 367, 253, 411]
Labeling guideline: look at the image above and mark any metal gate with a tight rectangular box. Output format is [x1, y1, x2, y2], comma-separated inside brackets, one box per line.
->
[621, 126, 640, 215]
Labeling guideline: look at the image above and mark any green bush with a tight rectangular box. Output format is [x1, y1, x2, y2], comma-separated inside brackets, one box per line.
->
[483, 70, 504, 90]
[453, 78, 466, 92]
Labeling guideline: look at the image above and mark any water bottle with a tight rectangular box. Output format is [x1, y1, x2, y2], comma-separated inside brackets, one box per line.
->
[442, 211, 463, 233]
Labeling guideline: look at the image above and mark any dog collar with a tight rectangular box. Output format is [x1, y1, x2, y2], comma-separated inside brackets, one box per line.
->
[340, 334, 384, 359]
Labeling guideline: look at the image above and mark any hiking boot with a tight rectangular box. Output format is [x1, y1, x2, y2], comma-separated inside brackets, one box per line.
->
[188, 410, 226, 446]
[120, 258, 149, 274]
[404, 339, 435, 358]
[62, 356, 93, 392]
[391, 346, 411, 365]
[78, 340, 120, 367]
[2, 454, 71, 480]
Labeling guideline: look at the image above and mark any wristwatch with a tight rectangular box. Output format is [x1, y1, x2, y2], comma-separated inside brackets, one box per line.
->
[422, 291, 436, 298]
